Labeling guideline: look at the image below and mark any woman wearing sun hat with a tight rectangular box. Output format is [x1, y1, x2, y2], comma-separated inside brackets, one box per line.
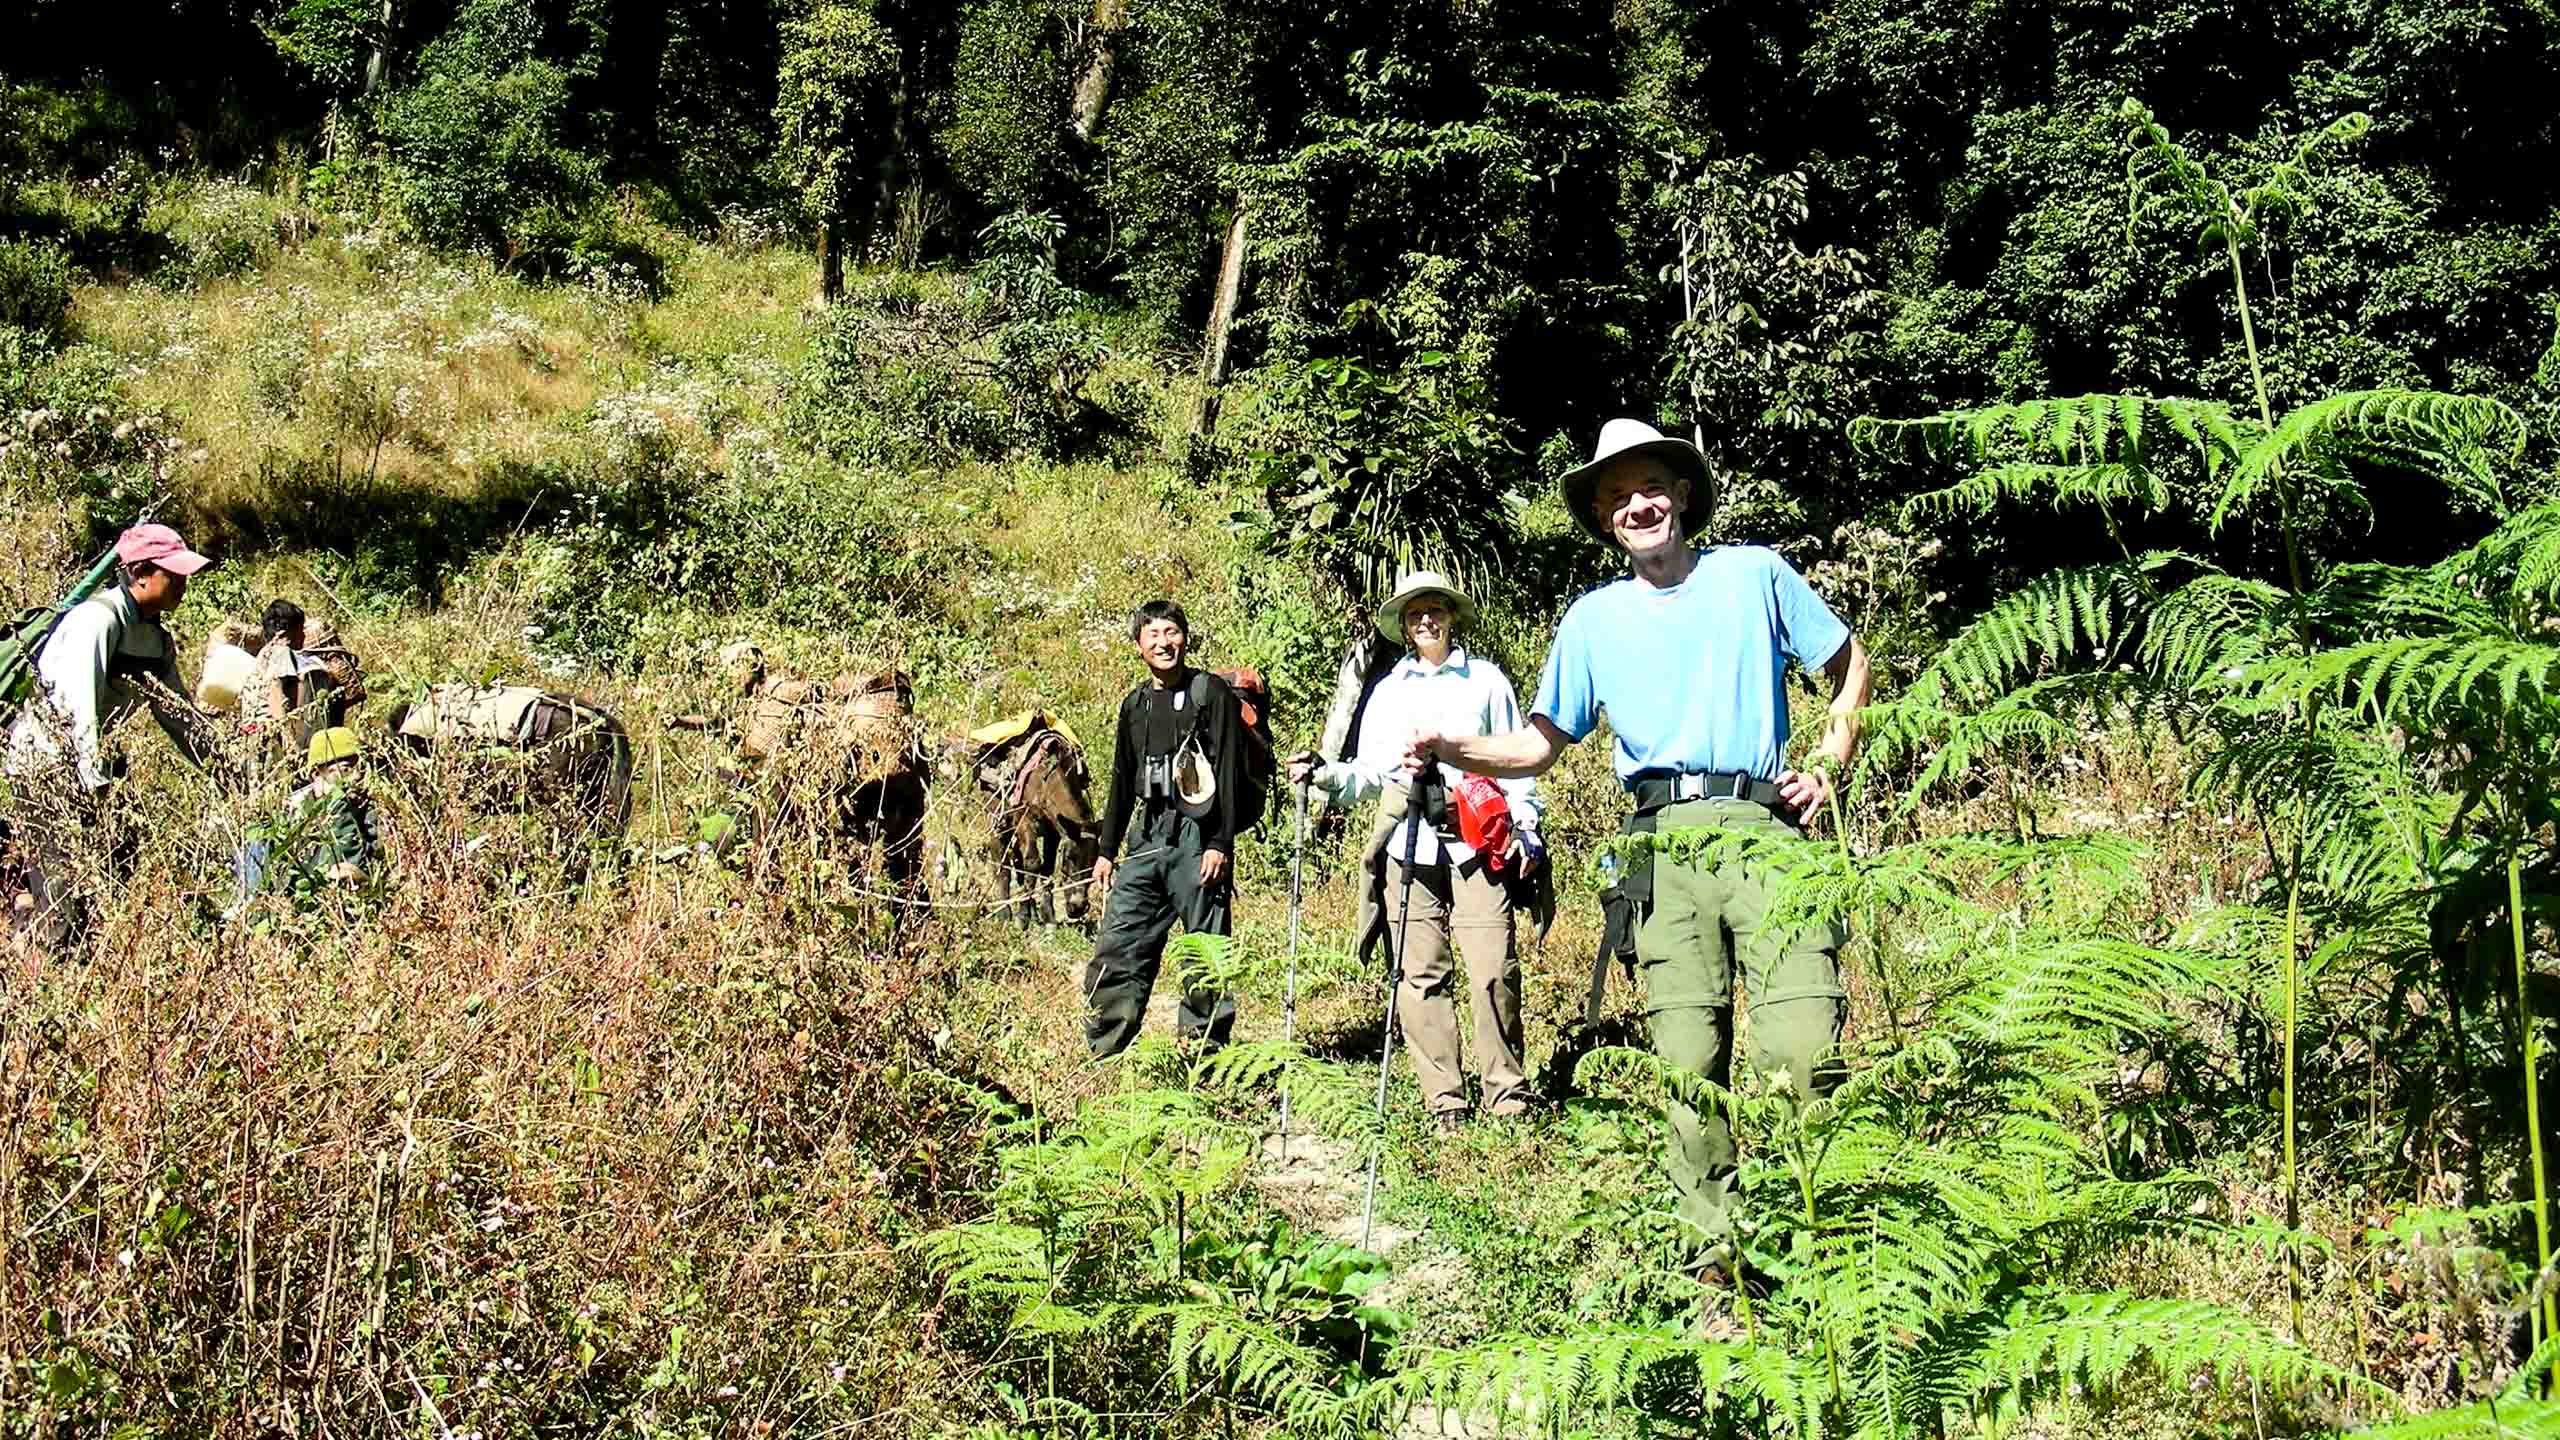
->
[1288, 568, 1542, 1130]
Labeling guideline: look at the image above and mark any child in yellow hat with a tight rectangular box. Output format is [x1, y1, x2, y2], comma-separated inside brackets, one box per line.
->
[232, 726, 382, 909]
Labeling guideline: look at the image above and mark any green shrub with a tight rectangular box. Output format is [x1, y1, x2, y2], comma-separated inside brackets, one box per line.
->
[377, 0, 602, 261]
[0, 333, 179, 538]
[504, 195, 678, 297]
[525, 400, 951, 666]
[159, 178, 280, 285]
[972, 210, 1123, 459]
[0, 237, 73, 341]
[0, 79, 145, 193]
[264, 0, 379, 94]
[1232, 343, 1519, 600]
[783, 214, 1130, 469]
[785, 302, 1005, 469]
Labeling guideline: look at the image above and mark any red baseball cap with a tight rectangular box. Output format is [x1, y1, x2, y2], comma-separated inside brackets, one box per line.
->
[115, 522, 213, 576]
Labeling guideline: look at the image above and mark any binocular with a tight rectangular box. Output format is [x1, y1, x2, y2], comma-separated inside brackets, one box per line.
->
[1140, 753, 1175, 800]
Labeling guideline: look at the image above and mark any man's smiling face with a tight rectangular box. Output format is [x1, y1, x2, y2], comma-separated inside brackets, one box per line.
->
[1132, 617, 1188, 677]
[1592, 457, 1689, 558]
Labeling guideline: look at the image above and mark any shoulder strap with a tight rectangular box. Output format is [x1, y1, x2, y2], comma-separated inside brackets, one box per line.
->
[87, 595, 155, 677]
[1184, 670, 1224, 750]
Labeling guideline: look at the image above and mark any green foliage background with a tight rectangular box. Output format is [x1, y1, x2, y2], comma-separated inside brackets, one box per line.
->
[9, 2, 2560, 1437]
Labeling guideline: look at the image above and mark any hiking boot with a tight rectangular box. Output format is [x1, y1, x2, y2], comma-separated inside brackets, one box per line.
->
[1432, 1111, 1468, 1136]
[1695, 1256, 1776, 1305]
[1685, 1303, 1747, 1342]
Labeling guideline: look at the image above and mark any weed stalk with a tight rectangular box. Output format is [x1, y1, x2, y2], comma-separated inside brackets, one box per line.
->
[2511, 833, 2557, 1359]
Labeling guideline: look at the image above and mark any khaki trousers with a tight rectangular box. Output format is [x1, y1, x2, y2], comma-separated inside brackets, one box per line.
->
[1387, 855, 1526, 1116]
[1637, 798, 1847, 1250]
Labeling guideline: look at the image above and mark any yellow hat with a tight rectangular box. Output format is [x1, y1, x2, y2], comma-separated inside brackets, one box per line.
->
[307, 726, 362, 770]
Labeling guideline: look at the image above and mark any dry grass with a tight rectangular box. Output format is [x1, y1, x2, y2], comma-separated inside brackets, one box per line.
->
[61, 207, 817, 565]
[0, 746, 1002, 1432]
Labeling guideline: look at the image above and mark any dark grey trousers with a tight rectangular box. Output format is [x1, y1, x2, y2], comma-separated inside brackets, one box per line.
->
[1084, 803, 1234, 1056]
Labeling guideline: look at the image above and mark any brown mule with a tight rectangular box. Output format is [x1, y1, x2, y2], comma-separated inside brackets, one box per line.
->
[967, 723, 1097, 926]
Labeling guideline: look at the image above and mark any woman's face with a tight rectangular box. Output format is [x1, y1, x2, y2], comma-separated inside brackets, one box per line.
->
[1401, 597, 1454, 656]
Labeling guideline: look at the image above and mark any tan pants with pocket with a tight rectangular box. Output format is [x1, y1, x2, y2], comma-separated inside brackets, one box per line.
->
[1388, 855, 1526, 1116]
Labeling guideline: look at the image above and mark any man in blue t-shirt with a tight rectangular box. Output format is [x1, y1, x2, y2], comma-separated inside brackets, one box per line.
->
[1406, 417, 1873, 1267]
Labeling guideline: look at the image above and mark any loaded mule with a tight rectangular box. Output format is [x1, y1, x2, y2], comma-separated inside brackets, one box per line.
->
[722, 646, 930, 905]
[957, 710, 1096, 925]
[384, 683, 634, 875]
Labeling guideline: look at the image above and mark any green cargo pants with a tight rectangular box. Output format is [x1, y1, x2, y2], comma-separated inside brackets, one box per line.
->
[1638, 797, 1846, 1252]
[1083, 802, 1236, 1057]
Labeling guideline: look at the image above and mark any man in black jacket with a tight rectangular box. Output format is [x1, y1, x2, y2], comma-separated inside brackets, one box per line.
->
[1084, 599, 1244, 1056]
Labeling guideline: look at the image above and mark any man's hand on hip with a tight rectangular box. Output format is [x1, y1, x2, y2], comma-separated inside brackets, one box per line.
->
[1777, 766, 1835, 825]
[1199, 848, 1229, 888]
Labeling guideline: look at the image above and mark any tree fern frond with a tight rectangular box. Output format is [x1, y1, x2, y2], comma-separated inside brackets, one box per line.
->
[2138, 568, 2285, 689]
[1940, 936, 2227, 1071]
[2335, 1398, 2560, 1439]
[2454, 500, 2560, 608]
[2215, 389, 2525, 529]
[2186, 717, 2445, 898]
[1155, 1302, 1349, 1414]
[1852, 393, 2244, 479]
[1794, 1205, 1990, 1352]
[2501, 1338, 2560, 1405]
[1194, 1040, 1380, 1139]
[1901, 462, 2164, 522]
[2267, 635, 2560, 733]
[1955, 1293, 2372, 1419]
[1898, 558, 2160, 702]
[915, 1221, 1056, 1303]
[2306, 559, 2499, 642]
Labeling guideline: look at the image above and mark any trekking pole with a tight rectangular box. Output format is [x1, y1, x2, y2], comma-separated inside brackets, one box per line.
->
[1359, 761, 1435, 1252]
[1277, 767, 1311, 1158]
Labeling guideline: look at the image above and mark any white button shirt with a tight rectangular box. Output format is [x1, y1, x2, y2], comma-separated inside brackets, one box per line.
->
[1318, 646, 1541, 867]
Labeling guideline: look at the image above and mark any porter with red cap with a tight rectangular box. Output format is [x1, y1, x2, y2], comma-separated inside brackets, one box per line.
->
[5, 523, 221, 949]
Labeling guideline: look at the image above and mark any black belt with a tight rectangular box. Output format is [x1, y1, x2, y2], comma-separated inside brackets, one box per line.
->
[1628, 769, 1784, 813]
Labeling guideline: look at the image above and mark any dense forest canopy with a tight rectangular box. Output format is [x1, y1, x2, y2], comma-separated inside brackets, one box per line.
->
[10, 0, 2560, 593]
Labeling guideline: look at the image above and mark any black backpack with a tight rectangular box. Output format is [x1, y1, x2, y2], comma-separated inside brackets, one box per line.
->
[1185, 668, 1277, 832]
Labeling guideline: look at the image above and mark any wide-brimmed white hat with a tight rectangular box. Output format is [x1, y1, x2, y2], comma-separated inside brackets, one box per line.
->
[1558, 418, 1713, 546]
[1375, 569, 1474, 644]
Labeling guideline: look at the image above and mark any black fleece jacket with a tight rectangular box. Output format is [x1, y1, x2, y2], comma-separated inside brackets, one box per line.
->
[1096, 667, 1242, 859]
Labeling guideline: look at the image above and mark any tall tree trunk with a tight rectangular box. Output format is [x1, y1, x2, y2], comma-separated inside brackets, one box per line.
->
[1190, 205, 1250, 435]
[1319, 627, 1400, 763]
[361, 0, 399, 95]
[816, 219, 845, 304]
[1068, 0, 1130, 141]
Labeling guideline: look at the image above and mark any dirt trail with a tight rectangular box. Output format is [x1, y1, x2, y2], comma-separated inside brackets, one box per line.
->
[1251, 1128, 1498, 1440]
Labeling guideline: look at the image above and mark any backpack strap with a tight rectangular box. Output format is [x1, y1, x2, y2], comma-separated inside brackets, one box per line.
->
[1183, 670, 1222, 754]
